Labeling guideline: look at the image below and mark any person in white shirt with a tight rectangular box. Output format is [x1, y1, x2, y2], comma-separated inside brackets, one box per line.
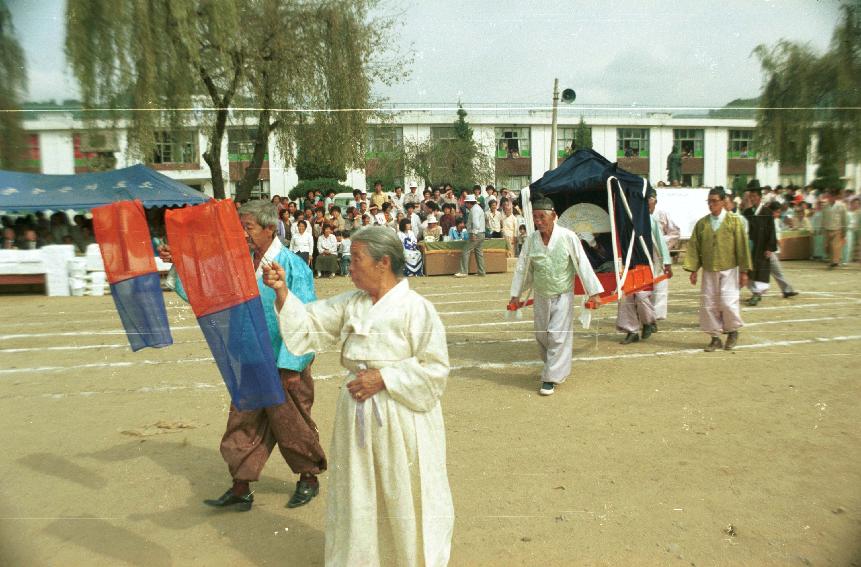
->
[391, 186, 404, 215]
[289, 220, 314, 268]
[485, 199, 503, 238]
[315, 224, 339, 278]
[406, 202, 423, 241]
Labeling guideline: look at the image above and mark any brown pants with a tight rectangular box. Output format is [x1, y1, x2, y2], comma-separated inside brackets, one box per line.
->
[220, 366, 327, 482]
[826, 230, 844, 264]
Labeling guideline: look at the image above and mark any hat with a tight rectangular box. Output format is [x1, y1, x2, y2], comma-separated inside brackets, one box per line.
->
[361, 189, 368, 194]
[746, 179, 762, 194]
[531, 193, 554, 211]
[369, 203, 378, 210]
[464, 194, 477, 203]
[409, 182, 418, 188]
[427, 215, 438, 224]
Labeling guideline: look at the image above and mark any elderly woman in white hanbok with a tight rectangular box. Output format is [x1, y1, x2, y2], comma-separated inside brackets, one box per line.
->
[263, 226, 453, 567]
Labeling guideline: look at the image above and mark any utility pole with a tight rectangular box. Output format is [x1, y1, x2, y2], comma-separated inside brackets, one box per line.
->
[549, 78, 559, 171]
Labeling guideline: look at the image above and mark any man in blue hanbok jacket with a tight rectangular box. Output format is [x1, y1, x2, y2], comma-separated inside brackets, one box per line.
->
[164, 200, 326, 511]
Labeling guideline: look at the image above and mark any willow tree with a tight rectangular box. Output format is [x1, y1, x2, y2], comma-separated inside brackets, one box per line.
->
[753, 2, 861, 173]
[0, 1, 27, 170]
[66, 0, 399, 200]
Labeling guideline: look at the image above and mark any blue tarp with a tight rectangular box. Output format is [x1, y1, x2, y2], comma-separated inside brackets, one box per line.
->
[0, 164, 209, 211]
[530, 149, 653, 268]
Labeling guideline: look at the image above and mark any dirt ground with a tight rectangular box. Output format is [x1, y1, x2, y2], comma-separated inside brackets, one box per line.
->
[0, 260, 859, 566]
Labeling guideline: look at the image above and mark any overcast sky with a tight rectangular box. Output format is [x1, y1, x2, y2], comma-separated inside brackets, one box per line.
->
[8, 0, 845, 109]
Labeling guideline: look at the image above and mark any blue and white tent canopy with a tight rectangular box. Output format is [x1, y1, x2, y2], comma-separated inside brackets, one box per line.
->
[0, 164, 209, 211]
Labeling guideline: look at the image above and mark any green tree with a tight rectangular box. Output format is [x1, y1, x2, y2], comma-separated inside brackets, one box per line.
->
[66, 0, 400, 201]
[811, 128, 845, 190]
[396, 104, 493, 190]
[0, 1, 27, 170]
[753, 2, 861, 167]
[573, 115, 592, 152]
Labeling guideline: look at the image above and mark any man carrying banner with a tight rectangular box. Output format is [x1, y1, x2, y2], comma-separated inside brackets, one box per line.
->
[161, 200, 327, 511]
[509, 194, 603, 396]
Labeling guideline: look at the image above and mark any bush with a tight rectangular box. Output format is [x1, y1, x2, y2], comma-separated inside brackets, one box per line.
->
[288, 178, 356, 202]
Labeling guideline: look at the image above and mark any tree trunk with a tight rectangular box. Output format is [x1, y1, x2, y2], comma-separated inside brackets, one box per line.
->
[203, 107, 229, 200]
[235, 108, 271, 203]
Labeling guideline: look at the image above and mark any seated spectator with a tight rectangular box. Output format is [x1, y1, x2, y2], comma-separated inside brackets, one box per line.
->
[439, 203, 457, 236]
[423, 215, 442, 242]
[397, 218, 423, 277]
[448, 218, 467, 241]
[288, 220, 313, 267]
[2, 227, 18, 249]
[18, 228, 44, 250]
[315, 224, 339, 278]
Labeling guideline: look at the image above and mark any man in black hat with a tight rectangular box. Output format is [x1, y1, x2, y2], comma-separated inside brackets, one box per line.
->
[743, 180, 777, 305]
[509, 194, 603, 396]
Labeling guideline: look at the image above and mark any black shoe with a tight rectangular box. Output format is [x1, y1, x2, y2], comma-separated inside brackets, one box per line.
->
[829, 263, 838, 269]
[704, 337, 723, 352]
[650, 323, 658, 333]
[746, 294, 761, 306]
[724, 331, 739, 350]
[287, 479, 319, 509]
[641, 324, 653, 340]
[620, 332, 640, 345]
[204, 488, 253, 511]
[783, 291, 798, 298]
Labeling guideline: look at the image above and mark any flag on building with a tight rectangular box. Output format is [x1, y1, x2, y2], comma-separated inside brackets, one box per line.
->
[92, 200, 173, 352]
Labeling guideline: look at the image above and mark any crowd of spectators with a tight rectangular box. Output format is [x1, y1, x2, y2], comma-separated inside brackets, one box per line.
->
[717, 183, 860, 264]
[1, 211, 95, 253]
[270, 181, 528, 278]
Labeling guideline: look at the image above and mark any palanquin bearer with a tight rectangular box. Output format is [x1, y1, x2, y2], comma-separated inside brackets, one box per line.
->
[617, 188, 673, 344]
[683, 187, 752, 352]
[509, 194, 603, 397]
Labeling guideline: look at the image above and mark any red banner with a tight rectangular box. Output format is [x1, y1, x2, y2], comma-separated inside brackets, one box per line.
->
[92, 200, 157, 284]
[165, 199, 259, 318]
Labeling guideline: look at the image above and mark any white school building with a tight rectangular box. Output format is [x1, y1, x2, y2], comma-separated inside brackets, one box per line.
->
[17, 101, 861, 199]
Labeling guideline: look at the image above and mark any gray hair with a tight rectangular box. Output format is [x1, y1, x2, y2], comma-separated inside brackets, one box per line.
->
[238, 200, 279, 229]
[351, 226, 405, 277]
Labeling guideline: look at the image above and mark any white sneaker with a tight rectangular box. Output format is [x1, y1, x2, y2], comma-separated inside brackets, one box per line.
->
[539, 382, 555, 396]
[329, 273, 335, 278]
[453, 272, 467, 278]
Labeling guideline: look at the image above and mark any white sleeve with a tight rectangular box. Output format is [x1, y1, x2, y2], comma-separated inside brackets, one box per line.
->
[379, 298, 449, 412]
[276, 290, 354, 354]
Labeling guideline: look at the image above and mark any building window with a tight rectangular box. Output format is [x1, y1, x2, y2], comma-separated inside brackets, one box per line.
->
[617, 128, 650, 158]
[231, 179, 270, 201]
[152, 131, 198, 165]
[727, 129, 756, 158]
[495, 174, 531, 191]
[73, 132, 118, 172]
[673, 129, 704, 158]
[558, 127, 576, 158]
[430, 126, 458, 142]
[495, 127, 530, 159]
[366, 126, 403, 158]
[228, 129, 268, 161]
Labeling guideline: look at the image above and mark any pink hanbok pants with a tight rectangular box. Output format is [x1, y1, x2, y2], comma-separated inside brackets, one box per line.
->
[699, 268, 743, 337]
